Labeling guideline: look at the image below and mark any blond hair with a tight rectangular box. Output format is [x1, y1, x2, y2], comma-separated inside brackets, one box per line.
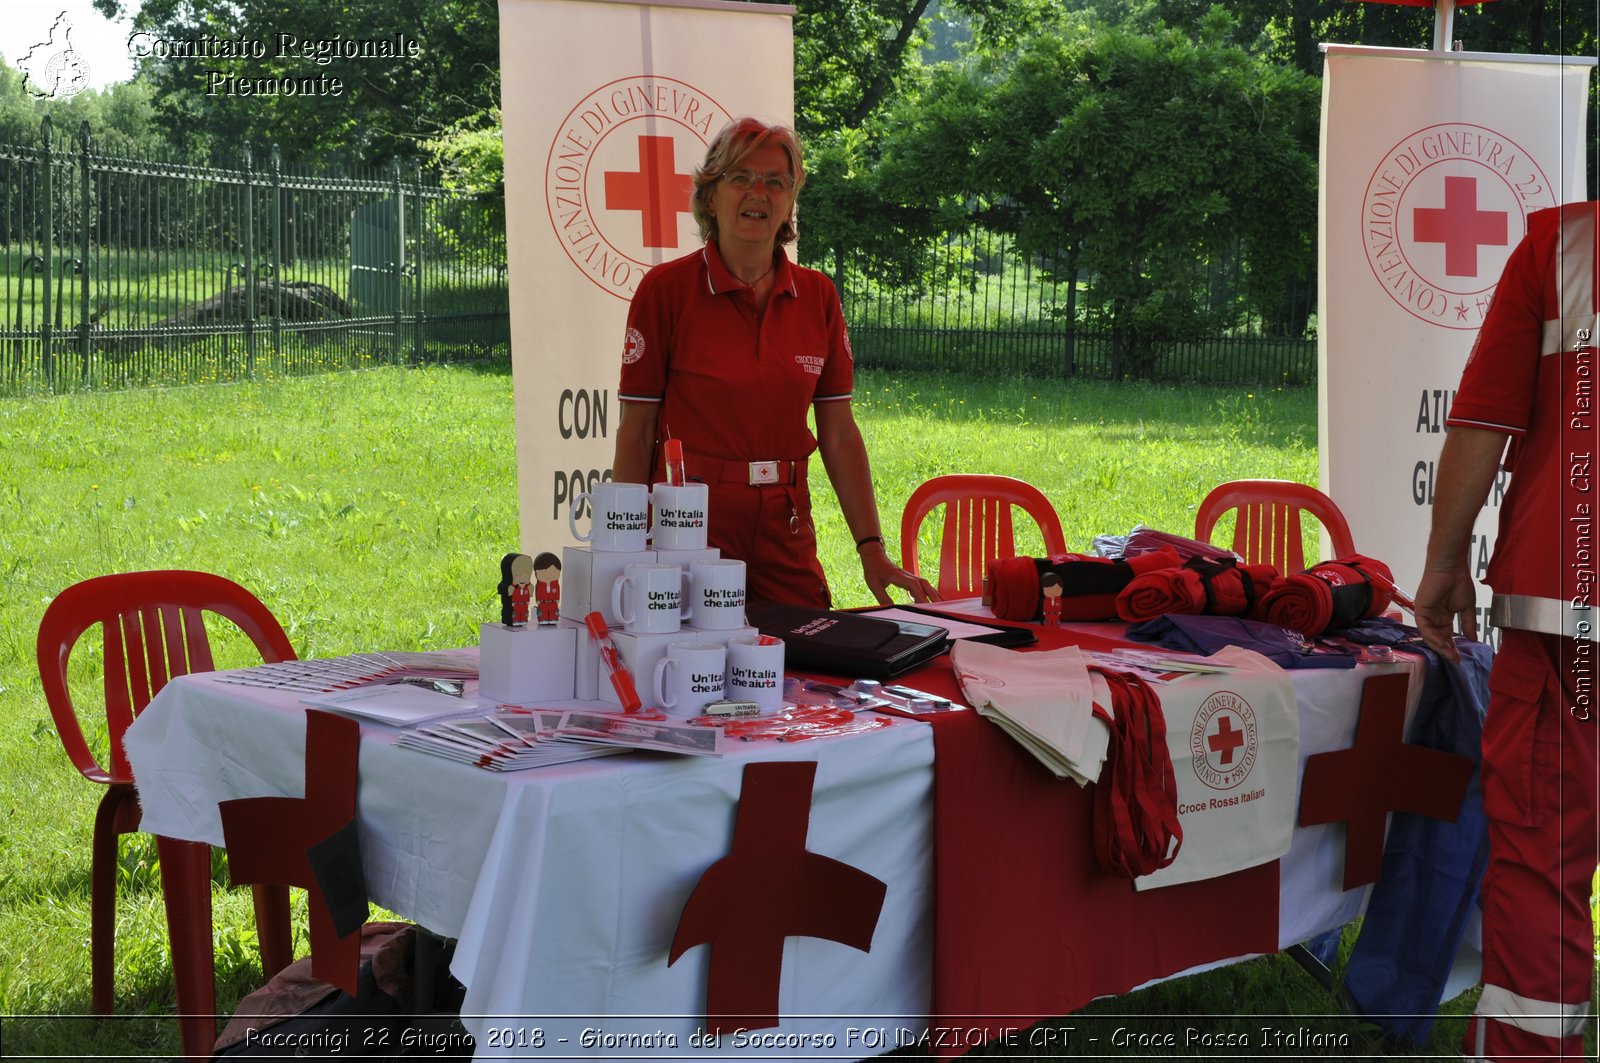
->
[691, 117, 805, 245]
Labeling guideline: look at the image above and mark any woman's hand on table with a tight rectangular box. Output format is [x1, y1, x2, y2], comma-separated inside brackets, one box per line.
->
[859, 543, 938, 606]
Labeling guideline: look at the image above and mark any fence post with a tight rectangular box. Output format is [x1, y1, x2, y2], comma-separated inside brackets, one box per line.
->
[78, 121, 93, 382]
[1063, 243, 1079, 378]
[41, 116, 54, 387]
[392, 160, 404, 361]
[243, 143, 256, 375]
[412, 165, 424, 363]
[271, 144, 282, 356]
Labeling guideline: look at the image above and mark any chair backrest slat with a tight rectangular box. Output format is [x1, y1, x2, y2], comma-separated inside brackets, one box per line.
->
[182, 605, 216, 675]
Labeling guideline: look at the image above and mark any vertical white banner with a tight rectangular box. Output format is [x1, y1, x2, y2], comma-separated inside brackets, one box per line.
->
[1319, 46, 1591, 644]
[498, 0, 794, 554]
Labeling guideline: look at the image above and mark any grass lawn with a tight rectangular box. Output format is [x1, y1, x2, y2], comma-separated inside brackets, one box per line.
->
[0, 362, 1565, 1060]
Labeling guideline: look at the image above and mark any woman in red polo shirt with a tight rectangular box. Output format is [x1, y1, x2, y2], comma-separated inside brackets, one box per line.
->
[611, 117, 932, 610]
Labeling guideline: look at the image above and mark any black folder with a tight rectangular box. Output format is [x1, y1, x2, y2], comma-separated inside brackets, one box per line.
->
[747, 602, 951, 680]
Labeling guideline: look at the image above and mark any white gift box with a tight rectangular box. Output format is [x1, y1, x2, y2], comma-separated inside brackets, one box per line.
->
[603, 624, 758, 709]
[652, 545, 720, 566]
[478, 622, 577, 704]
[560, 546, 656, 625]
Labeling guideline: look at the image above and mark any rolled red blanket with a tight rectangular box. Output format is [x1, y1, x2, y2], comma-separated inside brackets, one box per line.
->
[1258, 554, 1395, 636]
[1115, 556, 1281, 623]
[1116, 566, 1205, 622]
[989, 548, 1182, 623]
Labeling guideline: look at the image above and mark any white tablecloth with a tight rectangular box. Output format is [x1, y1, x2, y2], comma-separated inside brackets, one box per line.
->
[124, 643, 1469, 1059]
[125, 673, 935, 1059]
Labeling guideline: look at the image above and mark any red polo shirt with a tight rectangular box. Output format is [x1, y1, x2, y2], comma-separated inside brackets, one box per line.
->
[617, 242, 853, 461]
[1447, 202, 1599, 638]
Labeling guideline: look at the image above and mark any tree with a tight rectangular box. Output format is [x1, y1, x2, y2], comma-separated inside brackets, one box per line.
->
[92, 0, 501, 167]
[0, 57, 163, 157]
[790, 0, 1052, 136]
[864, 13, 1322, 376]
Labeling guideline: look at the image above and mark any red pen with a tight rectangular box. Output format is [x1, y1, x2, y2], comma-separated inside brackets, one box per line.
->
[662, 438, 687, 487]
[584, 611, 642, 712]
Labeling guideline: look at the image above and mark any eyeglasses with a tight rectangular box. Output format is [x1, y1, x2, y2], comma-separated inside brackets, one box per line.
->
[720, 168, 794, 193]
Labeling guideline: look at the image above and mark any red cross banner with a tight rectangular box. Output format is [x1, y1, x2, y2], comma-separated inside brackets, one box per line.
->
[498, 0, 794, 551]
[1319, 46, 1590, 645]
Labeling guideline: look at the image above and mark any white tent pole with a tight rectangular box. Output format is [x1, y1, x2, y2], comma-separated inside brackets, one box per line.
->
[1433, 0, 1458, 52]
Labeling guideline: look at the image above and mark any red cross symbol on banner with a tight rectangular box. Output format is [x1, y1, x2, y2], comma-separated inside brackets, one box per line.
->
[1298, 672, 1473, 891]
[1207, 713, 1244, 765]
[1412, 175, 1509, 278]
[669, 761, 886, 1034]
[605, 135, 696, 249]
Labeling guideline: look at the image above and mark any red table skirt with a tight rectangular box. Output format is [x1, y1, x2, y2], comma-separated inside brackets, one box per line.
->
[899, 621, 1281, 1054]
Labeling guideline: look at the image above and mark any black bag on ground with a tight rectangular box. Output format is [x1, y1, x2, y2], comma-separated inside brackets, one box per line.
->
[211, 922, 472, 1060]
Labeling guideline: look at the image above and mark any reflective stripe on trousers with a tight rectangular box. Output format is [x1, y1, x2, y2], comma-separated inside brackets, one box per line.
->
[1473, 982, 1592, 1043]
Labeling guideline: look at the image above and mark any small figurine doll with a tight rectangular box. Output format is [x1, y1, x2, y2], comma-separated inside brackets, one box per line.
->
[532, 551, 562, 626]
[1040, 572, 1064, 628]
[498, 552, 534, 628]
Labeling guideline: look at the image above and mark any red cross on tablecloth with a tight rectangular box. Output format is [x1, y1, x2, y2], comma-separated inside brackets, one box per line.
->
[1208, 713, 1244, 765]
[218, 709, 366, 993]
[1298, 671, 1473, 891]
[605, 135, 695, 249]
[670, 761, 886, 1034]
[1412, 175, 1509, 278]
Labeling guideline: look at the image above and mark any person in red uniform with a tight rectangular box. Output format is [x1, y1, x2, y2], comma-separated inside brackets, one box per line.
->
[1039, 572, 1064, 627]
[498, 552, 534, 628]
[1414, 201, 1598, 1062]
[611, 117, 933, 610]
[532, 551, 561, 626]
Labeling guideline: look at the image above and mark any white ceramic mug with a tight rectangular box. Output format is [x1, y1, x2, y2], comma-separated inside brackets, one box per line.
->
[653, 641, 727, 718]
[727, 636, 785, 712]
[687, 558, 746, 630]
[610, 563, 688, 634]
[569, 481, 651, 552]
[650, 482, 710, 551]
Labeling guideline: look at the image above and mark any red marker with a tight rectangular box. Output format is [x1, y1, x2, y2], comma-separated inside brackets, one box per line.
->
[584, 611, 642, 712]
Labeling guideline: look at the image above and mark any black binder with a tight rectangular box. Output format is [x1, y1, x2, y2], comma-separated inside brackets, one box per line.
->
[747, 602, 951, 680]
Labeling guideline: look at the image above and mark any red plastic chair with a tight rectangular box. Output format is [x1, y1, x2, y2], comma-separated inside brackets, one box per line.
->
[900, 474, 1068, 599]
[37, 570, 296, 1053]
[1194, 479, 1356, 576]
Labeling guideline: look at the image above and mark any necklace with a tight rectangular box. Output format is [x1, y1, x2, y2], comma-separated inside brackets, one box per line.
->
[735, 261, 774, 287]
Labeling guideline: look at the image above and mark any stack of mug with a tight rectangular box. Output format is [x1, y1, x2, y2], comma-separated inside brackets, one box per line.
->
[561, 480, 784, 715]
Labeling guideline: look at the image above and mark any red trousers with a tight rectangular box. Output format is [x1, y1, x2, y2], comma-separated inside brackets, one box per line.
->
[1467, 629, 1598, 1061]
[705, 480, 830, 609]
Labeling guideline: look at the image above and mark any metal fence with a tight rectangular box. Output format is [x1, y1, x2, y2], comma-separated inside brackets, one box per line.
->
[1, 117, 508, 394]
[833, 227, 1318, 386]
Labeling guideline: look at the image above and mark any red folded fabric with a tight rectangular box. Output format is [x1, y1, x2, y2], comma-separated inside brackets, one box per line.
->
[1258, 554, 1395, 636]
[988, 549, 1182, 622]
[1115, 557, 1281, 623]
[1123, 525, 1241, 564]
